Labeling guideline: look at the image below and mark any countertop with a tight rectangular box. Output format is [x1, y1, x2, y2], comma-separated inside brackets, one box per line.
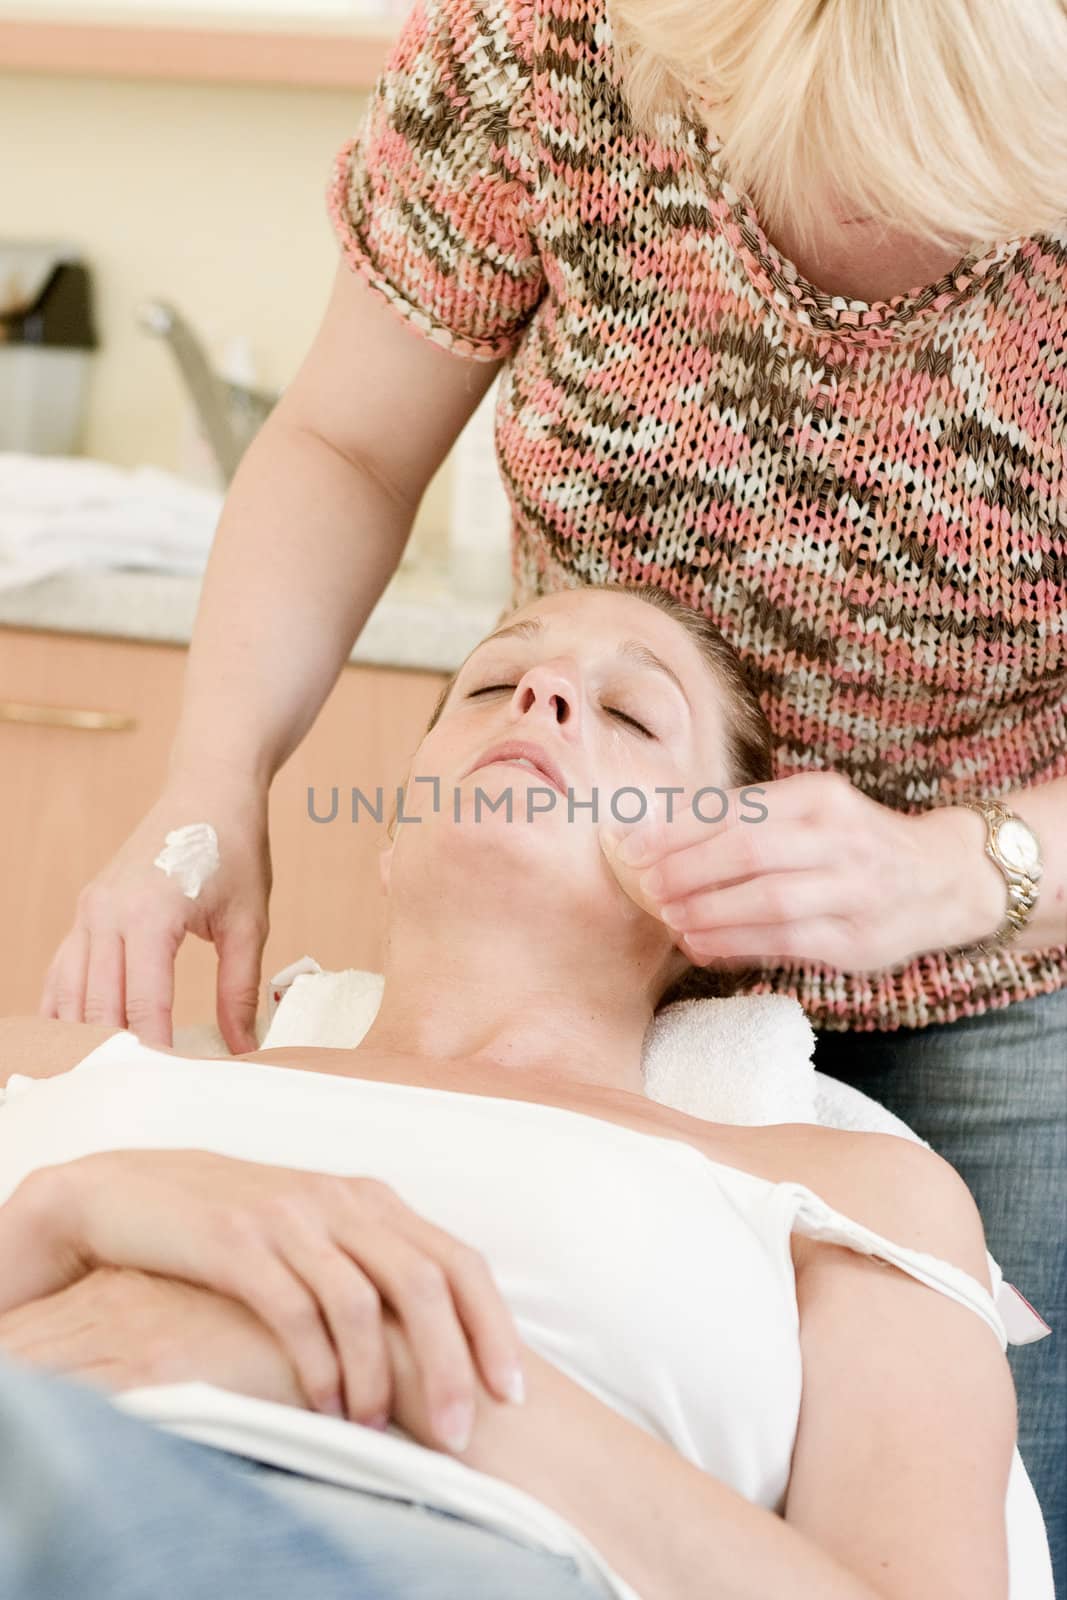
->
[0, 558, 510, 674]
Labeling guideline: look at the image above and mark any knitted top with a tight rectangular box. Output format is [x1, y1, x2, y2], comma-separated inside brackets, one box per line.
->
[327, 0, 1067, 1033]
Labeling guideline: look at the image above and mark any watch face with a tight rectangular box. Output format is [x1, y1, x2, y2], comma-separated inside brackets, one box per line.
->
[997, 818, 1041, 875]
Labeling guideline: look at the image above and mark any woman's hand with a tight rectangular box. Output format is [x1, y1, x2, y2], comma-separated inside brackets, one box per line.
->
[599, 772, 1006, 973]
[0, 1266, 498, 1461]
[3, 1149, 526, 1450]
[0, 1267, 307, 1409]
[37, 767, 272, 1055]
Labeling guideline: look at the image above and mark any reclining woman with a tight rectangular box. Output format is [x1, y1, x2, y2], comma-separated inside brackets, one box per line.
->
[0, 582, 1048, 1600]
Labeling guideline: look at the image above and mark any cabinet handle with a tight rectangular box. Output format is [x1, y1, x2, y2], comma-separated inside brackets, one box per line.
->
[0, 699, 138, 732]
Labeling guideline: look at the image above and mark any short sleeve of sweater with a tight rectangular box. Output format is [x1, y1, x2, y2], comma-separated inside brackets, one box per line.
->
[326, 0, 545, 360]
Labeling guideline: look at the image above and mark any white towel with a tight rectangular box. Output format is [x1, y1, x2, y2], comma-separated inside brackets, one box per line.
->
[0, 451, 222, 591]
[642, 992, 817, 1124]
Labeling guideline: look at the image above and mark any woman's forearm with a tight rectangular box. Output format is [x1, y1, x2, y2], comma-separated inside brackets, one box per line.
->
[455, 1349, 877, 1600]
[167, 411, 416, 791]
[920, 775, 1067, 953]
[0, 1249, 874, 1598]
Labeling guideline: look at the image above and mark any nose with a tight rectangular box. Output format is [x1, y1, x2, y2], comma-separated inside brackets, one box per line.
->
[509, 659, 582, 730]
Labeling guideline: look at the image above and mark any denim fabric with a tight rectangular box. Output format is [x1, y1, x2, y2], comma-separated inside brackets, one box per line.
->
[812, 985, 1067, 1598]
[0, 1356, 601, 1600]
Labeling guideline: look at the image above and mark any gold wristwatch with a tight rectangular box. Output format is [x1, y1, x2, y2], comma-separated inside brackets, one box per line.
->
[958, 799, 1043, 957]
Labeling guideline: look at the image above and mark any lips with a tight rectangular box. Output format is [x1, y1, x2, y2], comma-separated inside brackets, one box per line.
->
[467, 739, 567, 796]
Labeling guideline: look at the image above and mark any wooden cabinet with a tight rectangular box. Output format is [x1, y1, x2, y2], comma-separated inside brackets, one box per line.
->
[0, 627, 448, 1028]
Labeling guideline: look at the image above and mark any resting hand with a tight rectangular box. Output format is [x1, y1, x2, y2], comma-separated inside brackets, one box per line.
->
[0, 1267, 487, 1458]
[0, 1267, 306, 1408]
[599, 772, 1004, 973]
[0, 1149, 525, 1451]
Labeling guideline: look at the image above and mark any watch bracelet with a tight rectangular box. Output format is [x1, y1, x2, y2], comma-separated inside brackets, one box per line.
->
[955, 799, 1041, 959]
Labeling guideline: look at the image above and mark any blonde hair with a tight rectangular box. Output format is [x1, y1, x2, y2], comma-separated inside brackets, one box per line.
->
[607, 0, 1067, 250]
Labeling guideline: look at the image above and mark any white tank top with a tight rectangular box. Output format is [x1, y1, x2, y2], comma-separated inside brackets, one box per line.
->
[0, 1031, 1052, 1600]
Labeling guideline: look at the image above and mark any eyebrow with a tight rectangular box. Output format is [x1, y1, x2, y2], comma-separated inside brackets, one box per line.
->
[471, 616, 692, 712]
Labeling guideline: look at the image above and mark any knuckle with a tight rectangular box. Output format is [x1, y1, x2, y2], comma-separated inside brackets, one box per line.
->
[453, 1241, 490, 1278]
[351, 1176, 396, 1213]
[83, 997, 120, 1025]
[316, 1172, 357, 1209]
[335, 1276, 382, 1325]
[260, 1189, 315, 1233]
[763, 877, 792, 920]
[272, 1285, 321, 1335]
[213, 1206, 262, 1256]
[737, 826, 765, 872]
[305, 1369, 342, 1412]
[401, 1257, 448, 1304]
[125, 909, 178, 945]
[75, 883, 104, 922]
[450, 1243, 495, 1293]
[124, 997, 169, 1029]
[821, 770, 853, 810]
[242, 915, 270, 945]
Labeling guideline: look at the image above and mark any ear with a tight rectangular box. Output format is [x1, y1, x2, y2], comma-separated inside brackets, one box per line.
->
[378, 838, 394, 896]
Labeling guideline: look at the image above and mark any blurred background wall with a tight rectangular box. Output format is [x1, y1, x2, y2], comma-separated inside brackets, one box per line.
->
[0, 66, 452, 561]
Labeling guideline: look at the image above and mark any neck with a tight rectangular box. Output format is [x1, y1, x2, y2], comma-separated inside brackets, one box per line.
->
[357, 922, 662, 1098]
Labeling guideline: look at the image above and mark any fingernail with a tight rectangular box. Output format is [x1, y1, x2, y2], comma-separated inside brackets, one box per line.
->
[501, 1366, 525, 1406]
[367, 1410, 390, 1432]
[436, 1401, 474, 1453]
[321, 1395, 346, 1418]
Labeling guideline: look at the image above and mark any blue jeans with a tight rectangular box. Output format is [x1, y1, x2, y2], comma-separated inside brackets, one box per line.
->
[0, 1355, 604, 1600]
[811, 985, 1067, 1598]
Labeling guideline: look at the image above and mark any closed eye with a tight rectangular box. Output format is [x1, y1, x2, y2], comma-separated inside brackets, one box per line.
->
[607, 707, 654, 737]
[466, 684, 654, 738]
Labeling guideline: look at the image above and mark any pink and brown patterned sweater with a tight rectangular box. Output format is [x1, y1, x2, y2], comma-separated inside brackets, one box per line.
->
[327, 0, 1067, 1032]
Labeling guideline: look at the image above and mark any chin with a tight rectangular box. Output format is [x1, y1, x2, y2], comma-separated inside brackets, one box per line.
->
[438, 796, 607, 892]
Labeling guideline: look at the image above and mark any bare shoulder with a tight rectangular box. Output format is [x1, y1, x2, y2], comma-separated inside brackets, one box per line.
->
[776, 1124, 1014, 1596]
[0, 1017, 183, 1088]
[761, 1122, 993, 1293]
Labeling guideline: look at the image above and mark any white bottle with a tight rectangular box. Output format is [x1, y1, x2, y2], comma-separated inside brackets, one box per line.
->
[447, 375, 513, 604]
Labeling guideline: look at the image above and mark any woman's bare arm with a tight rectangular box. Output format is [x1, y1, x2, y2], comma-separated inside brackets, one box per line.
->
[450, 1137, 1013, 1600]
[39, 259, 501, 1054]
[781, 1137, 1016, 1597]
[167, 260, 502, 789]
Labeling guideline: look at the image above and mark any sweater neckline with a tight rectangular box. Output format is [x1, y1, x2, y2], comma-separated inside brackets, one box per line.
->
[673, 104, 1027, 345]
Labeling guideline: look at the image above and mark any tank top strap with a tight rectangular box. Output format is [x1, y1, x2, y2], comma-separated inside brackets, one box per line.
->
[782, 1180, 1013, 1351]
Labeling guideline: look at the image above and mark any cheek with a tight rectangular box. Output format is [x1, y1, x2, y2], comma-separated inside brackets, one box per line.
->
[598, 747, 689, 830]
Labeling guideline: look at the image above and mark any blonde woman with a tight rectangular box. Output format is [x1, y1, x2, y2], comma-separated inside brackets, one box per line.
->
[41, 0, 1066, 1583]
